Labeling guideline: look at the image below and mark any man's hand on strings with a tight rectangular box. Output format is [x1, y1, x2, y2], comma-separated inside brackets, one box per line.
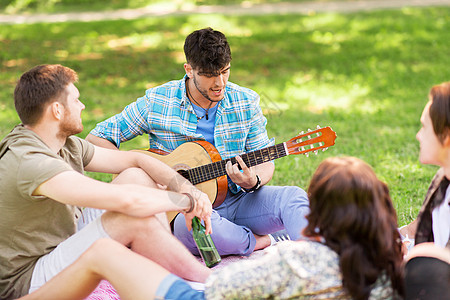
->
[225, 155, 258, 190]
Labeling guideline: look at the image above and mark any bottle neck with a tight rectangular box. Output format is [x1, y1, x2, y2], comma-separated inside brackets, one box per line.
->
[192, 216, 201, 231]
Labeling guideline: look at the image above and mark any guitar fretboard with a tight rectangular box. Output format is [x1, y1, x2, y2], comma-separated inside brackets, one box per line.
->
[187, 143, 287, 185]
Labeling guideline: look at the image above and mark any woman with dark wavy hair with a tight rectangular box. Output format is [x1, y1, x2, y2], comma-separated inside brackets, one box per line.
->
[303, 156, 404, 299]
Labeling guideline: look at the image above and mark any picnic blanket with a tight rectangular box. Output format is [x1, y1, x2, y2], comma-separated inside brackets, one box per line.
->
[85, 280, 119, 300]
[84, 250, 266, 300]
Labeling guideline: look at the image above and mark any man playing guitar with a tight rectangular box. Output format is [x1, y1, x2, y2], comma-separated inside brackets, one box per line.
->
[87, 28, 314, 256]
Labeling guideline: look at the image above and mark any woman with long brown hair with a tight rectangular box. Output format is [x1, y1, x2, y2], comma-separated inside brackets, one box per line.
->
[302, 156, 404, 299]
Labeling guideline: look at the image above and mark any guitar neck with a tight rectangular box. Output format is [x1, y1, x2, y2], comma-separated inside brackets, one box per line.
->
[187, 143, 288, 185]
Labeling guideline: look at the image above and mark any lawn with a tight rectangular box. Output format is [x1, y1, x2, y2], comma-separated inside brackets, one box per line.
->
[1, 4, 449, 225]
[0, 0, 353, 14]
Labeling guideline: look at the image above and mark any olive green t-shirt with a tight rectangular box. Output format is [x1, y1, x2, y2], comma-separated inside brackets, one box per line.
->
[0, 125, 94, 299]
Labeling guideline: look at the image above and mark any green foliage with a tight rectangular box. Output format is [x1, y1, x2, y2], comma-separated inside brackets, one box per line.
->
[1, 6, 449, 225]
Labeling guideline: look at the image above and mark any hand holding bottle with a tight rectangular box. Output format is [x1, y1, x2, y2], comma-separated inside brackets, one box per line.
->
[181, 191, 212, 235]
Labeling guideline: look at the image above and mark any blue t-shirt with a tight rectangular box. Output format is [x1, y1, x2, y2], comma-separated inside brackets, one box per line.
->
[191, 102, 218, 146]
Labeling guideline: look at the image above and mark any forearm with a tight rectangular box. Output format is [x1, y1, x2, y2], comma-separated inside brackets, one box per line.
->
[85, 146, 196, 193]
[113, 156, 212, 228]
[86, 133, 119, 150]
[105, 184, 194, 217]
[254, 161, 274, 186]
[35, 171, 194, 217]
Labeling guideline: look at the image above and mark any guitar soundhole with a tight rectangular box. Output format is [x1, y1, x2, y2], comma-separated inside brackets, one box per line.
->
[178, 169, 190, 180]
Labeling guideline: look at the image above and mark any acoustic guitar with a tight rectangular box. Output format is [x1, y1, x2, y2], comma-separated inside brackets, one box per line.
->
[135, 126, 336, 222]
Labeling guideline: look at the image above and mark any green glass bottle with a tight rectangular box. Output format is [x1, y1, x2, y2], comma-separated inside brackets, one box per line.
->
[192, 217, 221, 268]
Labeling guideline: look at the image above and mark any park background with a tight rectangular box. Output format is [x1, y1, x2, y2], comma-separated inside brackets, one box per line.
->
[1, 0, 450, 226]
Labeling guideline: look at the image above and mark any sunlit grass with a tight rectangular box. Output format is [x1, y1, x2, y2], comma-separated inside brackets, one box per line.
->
[0, 0, 354, 14]
[1, 6, 449, 225]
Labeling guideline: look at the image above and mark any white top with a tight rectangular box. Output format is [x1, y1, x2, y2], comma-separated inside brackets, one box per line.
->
[432, 185, 450, 248]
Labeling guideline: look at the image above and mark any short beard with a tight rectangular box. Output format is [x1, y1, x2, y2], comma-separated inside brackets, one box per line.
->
[57, 117, 83, 140]
[192, 75, 223, 103]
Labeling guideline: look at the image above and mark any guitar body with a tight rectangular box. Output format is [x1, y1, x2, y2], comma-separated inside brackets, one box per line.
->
[133, 126, 337, 223]
[134, 141, 228, 222]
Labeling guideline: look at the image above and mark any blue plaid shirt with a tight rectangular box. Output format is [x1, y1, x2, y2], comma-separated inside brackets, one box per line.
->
[90, 76, 274, 192]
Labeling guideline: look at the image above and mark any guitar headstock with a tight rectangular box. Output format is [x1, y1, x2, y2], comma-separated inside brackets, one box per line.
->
[285, 126, 337, 157]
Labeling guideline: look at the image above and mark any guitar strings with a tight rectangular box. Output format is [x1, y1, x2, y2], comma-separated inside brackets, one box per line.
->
[188, 144, 287, 184]
[190, 150, 279, 184]
[187, 128, 333, 183]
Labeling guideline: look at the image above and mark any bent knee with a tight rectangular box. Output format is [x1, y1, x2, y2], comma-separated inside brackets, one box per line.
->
[81, 238, 115, 261]
[278, 186, 309, 205]
[112, 167, 157, 187]
[287, 185, 307, 197]
[81, 238, 130, 267]
[90, 238, 119, 250]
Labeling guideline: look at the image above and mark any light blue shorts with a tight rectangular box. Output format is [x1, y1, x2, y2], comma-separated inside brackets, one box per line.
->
[156, 274, 205, 300]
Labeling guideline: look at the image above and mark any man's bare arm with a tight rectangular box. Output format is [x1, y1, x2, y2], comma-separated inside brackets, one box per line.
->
[35, 170, 212, 232]
[85, 146, 200, 194]
[86, 133, 118, 150]
[86, 145, 213, 231]
[34, 171, 192, 217]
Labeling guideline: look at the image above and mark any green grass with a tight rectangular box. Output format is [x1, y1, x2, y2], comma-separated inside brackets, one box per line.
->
[1, 6, 449, 225]
[0, 0, 353, 14]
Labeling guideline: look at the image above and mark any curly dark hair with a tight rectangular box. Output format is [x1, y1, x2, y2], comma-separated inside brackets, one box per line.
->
[303, 157, 404, 299]
[429, 81, 450, 144]
[184, 27, 232, 75]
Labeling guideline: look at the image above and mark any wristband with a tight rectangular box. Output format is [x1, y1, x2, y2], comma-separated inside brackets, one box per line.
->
[241, 174, 261, 193]
[182, 193, 195, 213]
